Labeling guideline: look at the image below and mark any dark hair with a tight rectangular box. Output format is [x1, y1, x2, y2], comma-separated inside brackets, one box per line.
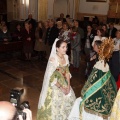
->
[72, 26, 78, 32]
[16, 23, 21, 27]
[87, 24, 92, 28]
[74, 20, 80, 25]
[102, 24, 107, 27]
[56, 39, 67, 48]
[63, 22, 69, 29]
[2, 25, 7, 28]
[109, 22, 114, 26]
[94, 40, 102, 48]
[38, 20, 45, 29]
[97, 28, 105, 37]
[102, 24, 108, 30]
[66, 14, 70, 18]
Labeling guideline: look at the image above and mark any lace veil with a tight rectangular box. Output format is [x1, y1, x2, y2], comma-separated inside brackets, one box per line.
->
[38, 38, 60, 109]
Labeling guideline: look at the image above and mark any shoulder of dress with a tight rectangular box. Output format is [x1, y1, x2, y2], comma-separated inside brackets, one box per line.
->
[101, 37, 106, 40]
[113, 38, 116, 40]
[93, 36, 99, 40]
[49, 57, 56, 63]
[94, 60, 109, 72]
[64, 54, 70, 65]
[64, 54, 68, 59]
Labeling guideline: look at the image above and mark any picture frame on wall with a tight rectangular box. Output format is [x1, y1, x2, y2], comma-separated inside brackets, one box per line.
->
[86, 0, 107, 2]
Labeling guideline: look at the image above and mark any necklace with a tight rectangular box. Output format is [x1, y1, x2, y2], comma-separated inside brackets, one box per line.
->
[57, 53, 64, 60]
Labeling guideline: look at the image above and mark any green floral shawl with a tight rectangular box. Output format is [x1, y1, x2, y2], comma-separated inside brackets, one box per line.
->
[80, 67, 117, 118]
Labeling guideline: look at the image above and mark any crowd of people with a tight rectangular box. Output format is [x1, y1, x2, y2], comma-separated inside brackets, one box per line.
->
[36, 13, 120, 120]
[0, 13, 120, 120]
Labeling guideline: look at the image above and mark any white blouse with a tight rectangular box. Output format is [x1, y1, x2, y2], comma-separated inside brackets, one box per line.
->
[92, 36, 106, 47]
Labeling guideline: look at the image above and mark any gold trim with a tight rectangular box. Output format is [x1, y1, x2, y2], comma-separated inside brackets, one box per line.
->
[80, 76, 111, 120]
[84, 76, 110, 102]
[84, 107, 110, 119]
[84, 71, 109, 96]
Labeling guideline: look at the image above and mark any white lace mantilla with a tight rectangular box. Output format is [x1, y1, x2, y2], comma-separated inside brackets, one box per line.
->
[93, 60, 109, 72]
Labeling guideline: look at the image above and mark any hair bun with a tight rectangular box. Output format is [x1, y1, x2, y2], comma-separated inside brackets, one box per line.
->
[98, 37, 114, 62]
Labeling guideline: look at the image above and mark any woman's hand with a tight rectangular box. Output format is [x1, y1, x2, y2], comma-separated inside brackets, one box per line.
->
[90, 55, 96, 61]
[60, 87, 68, 95]
[60, 86, 70, 95]
[66, 87, 70, 94]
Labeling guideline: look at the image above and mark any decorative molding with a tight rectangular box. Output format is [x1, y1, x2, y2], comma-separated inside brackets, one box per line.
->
[77, 12, 107, 23]
[86, 0, 107, 2]
[108, 1, 120, 18]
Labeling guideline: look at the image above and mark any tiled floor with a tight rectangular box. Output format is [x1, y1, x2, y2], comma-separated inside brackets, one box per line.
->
[0, 54, 86, 120]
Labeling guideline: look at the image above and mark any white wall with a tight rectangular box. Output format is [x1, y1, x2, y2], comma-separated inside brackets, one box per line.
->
[29, 0, 38, 20]
[7, 0, 14, 21]
[7, 0, 38, 21]
[69, 0, 75, 18]
[19, 0, 31, 20]
[7, 0, 109, 21]
[47, 0, 74, 19]
[47, 0, 109, 19]
[47, 0, 54, 19]
[54, 0, 68, 18]
[79, 0, 109, 15]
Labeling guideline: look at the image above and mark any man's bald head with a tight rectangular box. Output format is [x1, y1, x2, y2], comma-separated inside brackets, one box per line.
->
[0, 101, 17, 120]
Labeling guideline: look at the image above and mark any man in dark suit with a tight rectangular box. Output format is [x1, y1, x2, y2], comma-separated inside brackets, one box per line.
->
[56, 13, 66, 23]
[0, 25, 11, 42]
[25, 13, 37, 31]
[108, 22, 117, 38]
[109, 30, 120, 81]
[45, 19, 59, 46]
[45, 19, 59, 58]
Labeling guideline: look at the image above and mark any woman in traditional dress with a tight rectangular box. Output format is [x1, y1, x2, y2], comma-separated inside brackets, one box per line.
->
[34, 21, 46, 61]
[68, 38, 117, 120]
[58, 22, 71, 55]
[110, 89, 120, 120]
[37, 38, 76, 120]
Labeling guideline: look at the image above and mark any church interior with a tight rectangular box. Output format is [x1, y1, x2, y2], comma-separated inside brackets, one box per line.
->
[0, 0, 120, 120]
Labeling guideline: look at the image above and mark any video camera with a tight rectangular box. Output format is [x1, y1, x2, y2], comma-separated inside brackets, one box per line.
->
[10, 88, 30, 120]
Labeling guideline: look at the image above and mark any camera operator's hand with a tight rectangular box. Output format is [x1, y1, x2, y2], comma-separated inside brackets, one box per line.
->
[18, 108, 32, 120]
